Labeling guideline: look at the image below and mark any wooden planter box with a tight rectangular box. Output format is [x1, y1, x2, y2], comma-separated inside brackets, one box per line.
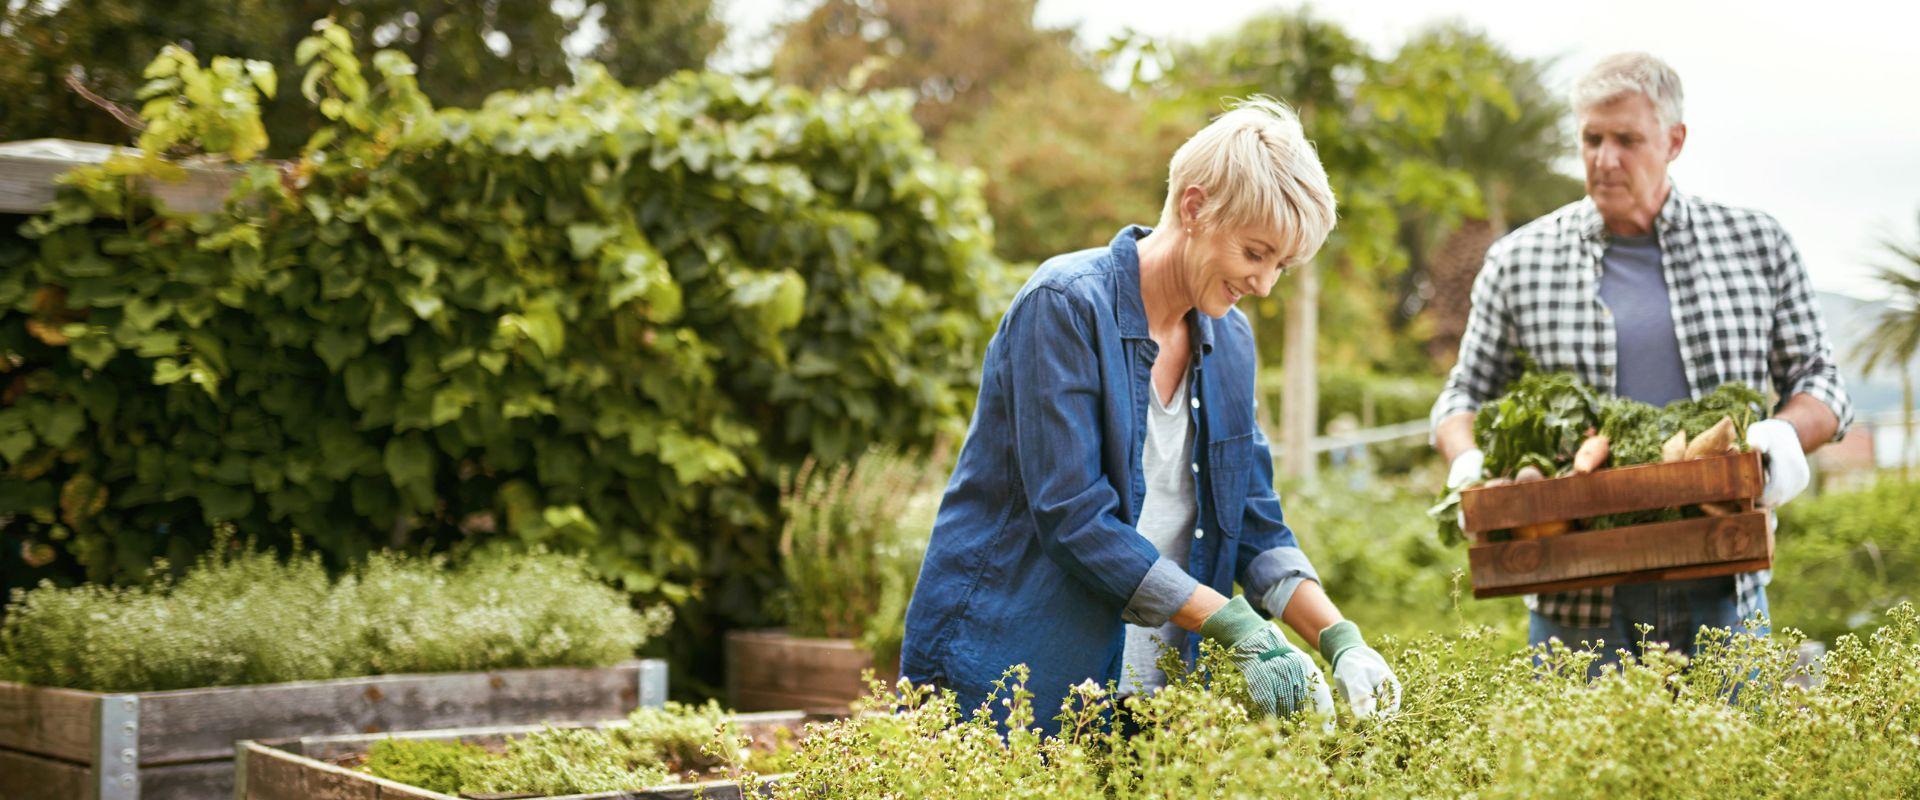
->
[1460, 451, 1770, 598]
[0, 659, 666, 800]
[233, 709, 810, 800]
[724, 631, 895, 715]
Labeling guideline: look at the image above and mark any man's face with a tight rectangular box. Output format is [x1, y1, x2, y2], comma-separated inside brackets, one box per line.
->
[1579, 92, 1686, 233]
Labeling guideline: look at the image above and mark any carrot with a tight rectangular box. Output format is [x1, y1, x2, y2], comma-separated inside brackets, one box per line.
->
[1572, 434, 1610, 474]
[1514, 520, 1572, 540]
[1685, 417, 1736, 459]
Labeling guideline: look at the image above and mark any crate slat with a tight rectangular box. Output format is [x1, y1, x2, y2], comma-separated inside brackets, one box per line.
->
[725, 631, 890, 715]
[0, 747, 91, 800]
[1468, 511, 1772, 598]
[1459, 451, 1763, 533]
[0, 680, 100, 762]
[139, 662, 650, 765]
[237, 713, 805, 800]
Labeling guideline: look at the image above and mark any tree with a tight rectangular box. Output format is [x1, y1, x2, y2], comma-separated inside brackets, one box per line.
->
[1392, 26, 1583, 367]
[1155, 11, 1510, 475]
[1854, 213, 1920, 478]
[0, 0, 723, 154]
[769, 0, 1074, 140]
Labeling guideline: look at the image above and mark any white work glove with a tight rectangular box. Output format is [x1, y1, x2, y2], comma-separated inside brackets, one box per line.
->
[1745, 419, 1808, 509]
[1446, 448, 1486, 530]
[1446, 447, 1487, 490]
[1286, 648, 1338, 723]
[1319, 621, 1402, 719]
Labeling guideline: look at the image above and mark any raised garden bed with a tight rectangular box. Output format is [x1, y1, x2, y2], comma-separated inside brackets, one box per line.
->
[725, 630, 895, 715]
[0, 659, 666, 800]
[1460, 450, 1769, 597]
[233, 709, 809, 800]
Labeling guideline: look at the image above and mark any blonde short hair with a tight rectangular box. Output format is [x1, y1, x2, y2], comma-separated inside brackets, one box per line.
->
[1157, 96, 1337, 268]
[1571, 52, 1684, 129]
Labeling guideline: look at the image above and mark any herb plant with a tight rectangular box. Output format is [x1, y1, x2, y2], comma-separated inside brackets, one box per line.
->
[0, 543, 670, 691]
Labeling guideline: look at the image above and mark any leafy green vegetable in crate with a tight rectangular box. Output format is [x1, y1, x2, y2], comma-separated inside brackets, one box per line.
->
[1432, 373, 1767, 542]
[1471, 372, 1600, 479]
[1599, 383, 1766, 467]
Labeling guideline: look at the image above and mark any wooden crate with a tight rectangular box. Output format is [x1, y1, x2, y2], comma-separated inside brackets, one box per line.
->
[724, 631, 895, 715]
[1460, 451, 1770, 598]
[0, 659, 666, 800]
[233, 710, 811, 800]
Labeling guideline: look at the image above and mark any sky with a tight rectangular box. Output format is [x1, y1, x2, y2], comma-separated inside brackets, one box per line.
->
[717, 0, 1920, 301]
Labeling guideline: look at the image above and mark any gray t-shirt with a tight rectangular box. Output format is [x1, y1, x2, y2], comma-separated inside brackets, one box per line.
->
[1598, 233, 1691, 406]
[1119, 373, 1197, 696]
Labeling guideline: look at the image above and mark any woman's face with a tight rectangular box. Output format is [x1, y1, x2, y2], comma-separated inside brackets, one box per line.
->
[1184, 222, 1290, 318]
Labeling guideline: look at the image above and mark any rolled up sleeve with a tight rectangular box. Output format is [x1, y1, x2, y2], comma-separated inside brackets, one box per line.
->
[1233, 422, 1321, 618]
[1430, 249, 1519, 442]
[1007, 287, 1187, 622]
[1766, 226, 1853, 440]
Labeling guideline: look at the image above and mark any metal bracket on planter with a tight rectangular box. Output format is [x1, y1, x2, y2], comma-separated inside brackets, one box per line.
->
[638, 658, 668, 708]
[94, 694, 139, 800]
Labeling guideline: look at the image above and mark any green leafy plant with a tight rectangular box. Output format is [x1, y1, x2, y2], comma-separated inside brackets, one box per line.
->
[361, 700, 777, 795]
[1430, 372, 1766, 541]
[772, 603, 1920, 798]
[776, 447, 944, 668]
[1773, 478, 1920, 643]
[0, 22, 1004, 666]
[0, 542, 670, 691]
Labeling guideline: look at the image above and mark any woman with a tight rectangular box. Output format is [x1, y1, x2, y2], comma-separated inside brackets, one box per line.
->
[900, 98, 1401, 733]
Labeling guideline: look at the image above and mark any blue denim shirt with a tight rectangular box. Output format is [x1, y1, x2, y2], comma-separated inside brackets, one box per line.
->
[900, 226, 1319, 733]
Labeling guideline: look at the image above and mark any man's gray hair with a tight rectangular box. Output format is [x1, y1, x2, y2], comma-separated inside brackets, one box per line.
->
[1571, 52, 1684, 128]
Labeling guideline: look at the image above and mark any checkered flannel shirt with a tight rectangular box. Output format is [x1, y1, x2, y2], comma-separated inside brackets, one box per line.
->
[1430, 186, 1853, 629]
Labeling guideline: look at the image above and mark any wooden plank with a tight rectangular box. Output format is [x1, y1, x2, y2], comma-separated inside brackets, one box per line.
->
[0, 138, 238, 215]
[0, 680, 100, 762]
[291, 711, 811, 762]
[0, 747, 91, 800]
[138, 661, 647, 764]
[1469, 512, 1772, 598]
[1460, 451, 1763, 533]
[138, 759, 245, 800]
[237, 740, 453, 800]
[725, 631, 889, 714]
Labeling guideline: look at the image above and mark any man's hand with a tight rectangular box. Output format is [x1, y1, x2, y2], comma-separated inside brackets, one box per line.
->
[1746, 418, 1809, 508]
[1446, 448, 1487, 491]
[1200, 596, 1334, 719]
[1319, 621, 1402, 718]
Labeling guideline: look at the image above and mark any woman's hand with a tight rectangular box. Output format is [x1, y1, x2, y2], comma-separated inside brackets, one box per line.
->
[1319, 620, 1403, 718]
[1199, 595, 1334, 718]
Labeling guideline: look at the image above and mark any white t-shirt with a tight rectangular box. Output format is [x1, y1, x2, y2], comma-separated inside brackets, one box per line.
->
[1118, 373, 1198, 696]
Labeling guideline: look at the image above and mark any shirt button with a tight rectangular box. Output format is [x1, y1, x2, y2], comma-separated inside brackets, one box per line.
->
[1193, 527, 1204, 539]
[1189, 397, 1200, 409]
[1190, 463, 1199, 474]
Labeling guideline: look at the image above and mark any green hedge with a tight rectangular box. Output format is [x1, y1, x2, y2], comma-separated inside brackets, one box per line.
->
[0, 544, 669, 691]
[1774, 477, 1920, 643]
[772, 605, 1920, 798]
[0, 22, 1003, 632]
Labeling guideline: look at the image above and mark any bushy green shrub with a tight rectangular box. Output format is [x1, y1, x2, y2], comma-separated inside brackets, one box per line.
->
[1312, 370, 1446, 430]
[362, 700, 765, 795]
[0, 543, 670, 691]
[1278, 467, 1525, 647]
[1773, 477, 1920, 643]
[773, 603, 1920, 798]
[775, 447, 943, 668]
[0, 20, 1004, 630]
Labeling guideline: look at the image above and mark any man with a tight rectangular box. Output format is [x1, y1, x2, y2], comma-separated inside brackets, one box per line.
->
[1430, 53, 1852, 669]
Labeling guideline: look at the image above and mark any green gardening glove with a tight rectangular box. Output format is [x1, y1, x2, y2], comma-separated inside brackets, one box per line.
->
[1199, 596, 1334, 718]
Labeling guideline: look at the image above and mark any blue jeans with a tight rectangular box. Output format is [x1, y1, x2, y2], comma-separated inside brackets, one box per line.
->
[1528, 576, 1770, 679]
